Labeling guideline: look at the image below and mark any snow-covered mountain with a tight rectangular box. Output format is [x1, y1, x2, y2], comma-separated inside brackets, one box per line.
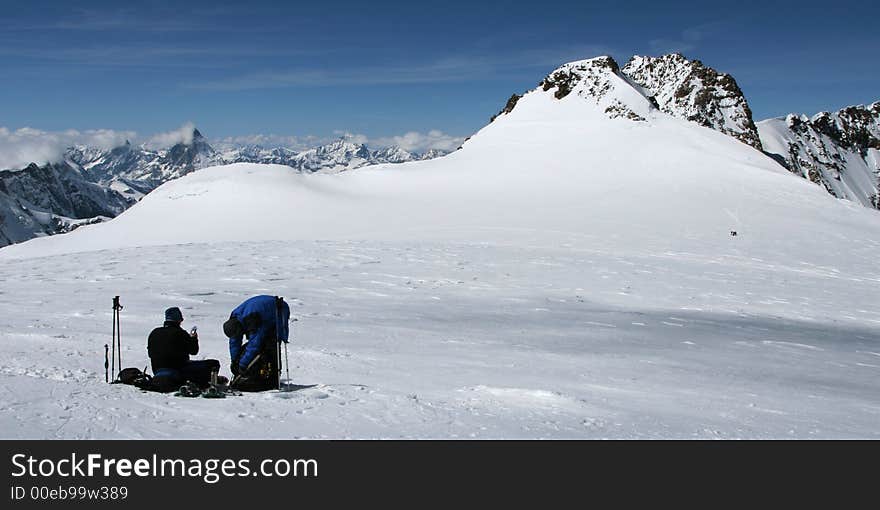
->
[4, 55, 871, 256]
[69, 130, 450, 185]
[68, 128, 224, 195]
[622, 53, 763, 150]
[491, 53, 762, 150]
[757, 102, 880, 209]
[617, 54, 878, 208]
[285, 139, 373, 173]
[222, 139, 443, 173]
[219, 144, 299, 167]
[0, 160, 132, 246]
[2, 52, 877, 252]
[2, 56, 879, 440]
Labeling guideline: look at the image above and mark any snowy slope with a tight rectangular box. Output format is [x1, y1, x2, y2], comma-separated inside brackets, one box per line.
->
[1, 57, 879, 438]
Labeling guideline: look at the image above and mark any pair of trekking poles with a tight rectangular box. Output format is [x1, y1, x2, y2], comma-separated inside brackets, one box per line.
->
[105, 296, 123, 383]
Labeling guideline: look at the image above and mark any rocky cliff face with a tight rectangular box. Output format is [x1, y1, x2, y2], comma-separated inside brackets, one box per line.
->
[622, 53, 762, 150]
[758, 102, 880, 209]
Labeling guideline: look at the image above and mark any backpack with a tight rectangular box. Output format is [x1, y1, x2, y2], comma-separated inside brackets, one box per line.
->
[116, 367, 153, 390]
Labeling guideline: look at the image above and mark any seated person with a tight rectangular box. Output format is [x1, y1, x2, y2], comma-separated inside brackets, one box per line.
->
[148, 307, 220, 391]
[223, 295, 290, 392]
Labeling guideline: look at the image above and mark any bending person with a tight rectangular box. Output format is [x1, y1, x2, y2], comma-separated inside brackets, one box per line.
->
[223, 295, 290, 391]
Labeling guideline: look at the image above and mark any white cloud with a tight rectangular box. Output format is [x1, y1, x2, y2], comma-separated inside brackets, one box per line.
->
[371, 130, 465, 153]
[214, 134, 325, 151]
[216, 129, 466, 153]
[0, 126, 135, 170]
[145, 122, 197, 149]
[333, 131, 369, 145]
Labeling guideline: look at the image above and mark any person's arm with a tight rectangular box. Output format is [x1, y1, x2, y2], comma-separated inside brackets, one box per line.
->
[238, 328, 265, 371]
[229, 333, 244, 365]
[185, 330, 199, 355]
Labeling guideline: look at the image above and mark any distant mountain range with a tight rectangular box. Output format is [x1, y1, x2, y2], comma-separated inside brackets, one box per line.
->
[0, 132, 451, 246]
[1, 52, 877, 248]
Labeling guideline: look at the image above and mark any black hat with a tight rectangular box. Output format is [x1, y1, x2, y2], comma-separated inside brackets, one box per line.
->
[165, 307, 184, 323]
[223, 316, 244, 338]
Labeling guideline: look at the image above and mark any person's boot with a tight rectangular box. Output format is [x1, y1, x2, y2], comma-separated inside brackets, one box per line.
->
[174, 381, 202, 397]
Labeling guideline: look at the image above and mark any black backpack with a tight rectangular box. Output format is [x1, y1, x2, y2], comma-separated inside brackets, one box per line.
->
[116, 367, 153, 389]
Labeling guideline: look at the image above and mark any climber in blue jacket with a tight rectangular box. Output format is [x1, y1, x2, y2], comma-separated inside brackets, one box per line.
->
[223, 295, 290, 391]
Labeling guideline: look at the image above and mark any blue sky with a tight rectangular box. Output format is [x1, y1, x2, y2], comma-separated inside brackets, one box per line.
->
[1, 0, 877, 147]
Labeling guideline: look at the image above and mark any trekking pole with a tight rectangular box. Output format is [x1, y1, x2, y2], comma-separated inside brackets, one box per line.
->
[284, 342, 290, 385]
[275, 296, 283, 390]
[110, 299, 116, 381]
[285, 317, 297, 385]
[104, 344, 109, 383]
[112, 296, 123, 381]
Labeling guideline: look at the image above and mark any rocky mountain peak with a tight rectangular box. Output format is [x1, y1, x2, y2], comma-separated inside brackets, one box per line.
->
[488, 56, 656, 123]
[622, 53, 762, 150]
[539, 56, 623, 102]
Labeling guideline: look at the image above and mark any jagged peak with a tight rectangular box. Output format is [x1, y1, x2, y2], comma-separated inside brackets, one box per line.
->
[313, 138, 368, 153]
[531, 55, 655, 122]
[776, 100, 880, 152]
[622, 53, 762, 150]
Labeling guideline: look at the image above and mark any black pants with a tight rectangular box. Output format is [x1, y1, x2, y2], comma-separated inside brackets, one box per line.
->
[179, 359, 221, 387]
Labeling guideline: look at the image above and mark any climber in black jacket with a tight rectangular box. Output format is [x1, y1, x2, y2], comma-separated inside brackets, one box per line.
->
[147, 307, 219, 387]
